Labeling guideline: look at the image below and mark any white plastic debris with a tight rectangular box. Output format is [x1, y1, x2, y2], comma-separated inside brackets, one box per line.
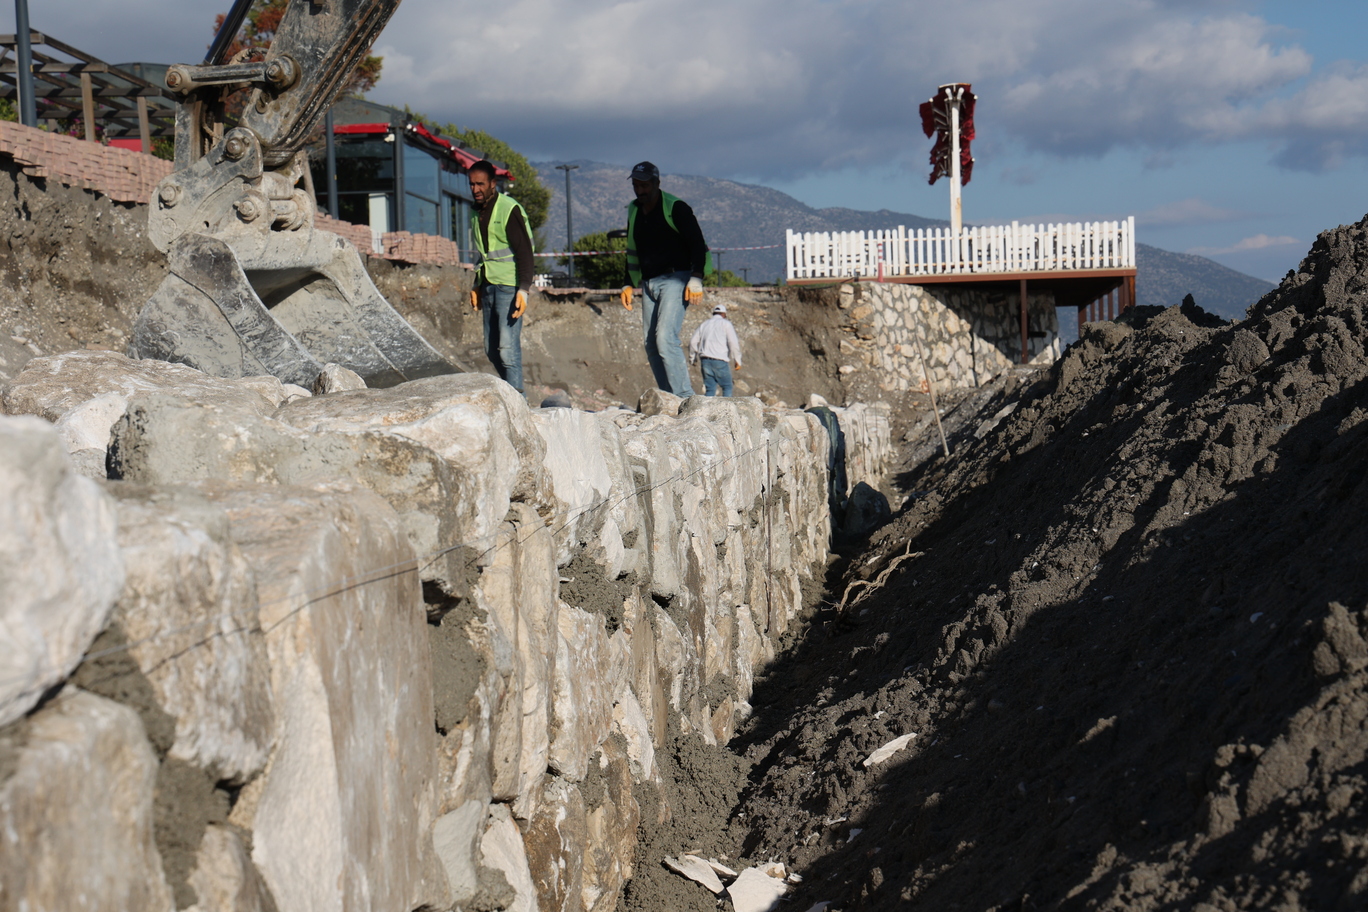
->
[862, 732, 917, 768]
[803, 903, 832, 912]
[664, 855, 724, 894]
[727, 868, 790, 912]
[847, 828, 863, 842]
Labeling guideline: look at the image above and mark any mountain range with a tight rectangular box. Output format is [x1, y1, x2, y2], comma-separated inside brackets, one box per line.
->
[532, 159, 1275, 322]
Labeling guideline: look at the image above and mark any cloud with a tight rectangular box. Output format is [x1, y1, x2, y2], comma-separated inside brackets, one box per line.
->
[1137, 198, 1252, 227]
[1188, 233, 1301, 255]
[17, 0, 1368, 180]
[0, 0, 222, 64]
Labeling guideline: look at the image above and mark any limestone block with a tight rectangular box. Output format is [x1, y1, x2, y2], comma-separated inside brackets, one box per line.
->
[108, 486, 273, 783]
[665, 855, 724, 893]
[437, 673, 498, 813]
[677, 395, 768, 516]
[525, 778, 587, 912]
[237, 376, 311, 405]
[550, 605, 620, 782]
[619, 421, 681, 598]
[734, 601, 771, 707]
[833, 402, 893, 492]
[580, 736, 641, 912]
[433, 799, 487, 905]
[1, 351, 288, 473]
[473, 503, 558, 819]
[710, 697, 737, 744]
[185, 824, 276, 912]
[595, 416, 644, 547]
[202, 482, 446, 912]
[532, 407, 619, 567]
[653, 605, 690, 712]
[728, 867, 789, 912]
[53, 391, 126, 477]
[0, 689, 174, 911]
[481, 805, 538, 912]
[623, 590, 667, 749]
[1, 351, 281, 423]
[275, 373, 552, 548]
[611, 690, 656, 782]
[311, 362, 367, 394]
[716, 525, 747, 615]
[637, 388, 682, 417]
[0, 416, 123, 727]
[107, 391, 470, 596]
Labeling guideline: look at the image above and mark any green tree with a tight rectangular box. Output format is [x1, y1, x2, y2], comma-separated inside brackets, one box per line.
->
[212, 0, 382, 96]
[704, 267, 748, 288]
[441, 125, 550, 232]
[558, 231, 627, 289]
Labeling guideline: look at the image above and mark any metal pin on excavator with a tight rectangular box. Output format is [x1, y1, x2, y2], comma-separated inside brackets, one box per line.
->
[129, 0, 459, 388]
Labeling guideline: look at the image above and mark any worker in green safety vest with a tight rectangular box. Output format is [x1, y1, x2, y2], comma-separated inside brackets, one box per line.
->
[618, 161, 709, 397]
[469, 159, 535, 393]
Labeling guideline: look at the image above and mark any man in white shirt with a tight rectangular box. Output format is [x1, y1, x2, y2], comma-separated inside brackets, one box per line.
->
[689, 303, 743, 397]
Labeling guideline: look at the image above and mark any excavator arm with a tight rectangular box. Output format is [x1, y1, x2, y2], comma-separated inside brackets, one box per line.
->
[130, 0, 463, 388]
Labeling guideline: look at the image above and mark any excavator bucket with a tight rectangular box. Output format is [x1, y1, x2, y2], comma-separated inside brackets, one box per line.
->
[128, 0, 463, 389]
[132, 230, 461, 389]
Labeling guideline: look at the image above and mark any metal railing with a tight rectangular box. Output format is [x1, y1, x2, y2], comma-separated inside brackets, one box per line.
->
[786, 216, 1135, 281]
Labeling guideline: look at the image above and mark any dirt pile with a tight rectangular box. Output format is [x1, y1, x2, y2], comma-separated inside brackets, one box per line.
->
[652, 217, 1368, 911]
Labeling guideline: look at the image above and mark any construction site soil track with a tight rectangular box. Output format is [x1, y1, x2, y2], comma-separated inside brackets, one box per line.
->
[631, 216, 1368, 911]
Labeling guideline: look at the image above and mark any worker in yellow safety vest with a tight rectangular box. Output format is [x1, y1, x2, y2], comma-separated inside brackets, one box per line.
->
[470, 159, 535, 393]
[618, 161, 709, 397]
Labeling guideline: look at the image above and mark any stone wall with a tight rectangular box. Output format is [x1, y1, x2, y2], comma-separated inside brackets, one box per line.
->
[836, 281, 1061, 391]
[0, 351, 889, 912]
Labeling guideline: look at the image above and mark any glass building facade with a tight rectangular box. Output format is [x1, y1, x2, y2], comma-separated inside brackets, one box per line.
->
[310, 99, 501, 264]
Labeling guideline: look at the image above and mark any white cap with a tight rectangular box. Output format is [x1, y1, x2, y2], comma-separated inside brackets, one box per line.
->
[712, 303, 727, 314]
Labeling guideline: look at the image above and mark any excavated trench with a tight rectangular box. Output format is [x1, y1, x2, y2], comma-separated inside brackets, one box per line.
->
[6, 156, 1368, 911]
[625, 216, 1368, 912]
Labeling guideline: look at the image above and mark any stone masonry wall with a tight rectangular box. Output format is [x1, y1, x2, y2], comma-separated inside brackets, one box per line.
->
[0, 351, 888, 912]
[836, 280, 1061, 391]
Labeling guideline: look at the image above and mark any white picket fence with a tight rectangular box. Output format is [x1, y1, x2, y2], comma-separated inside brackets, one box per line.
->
[786, 216, 1135, 281]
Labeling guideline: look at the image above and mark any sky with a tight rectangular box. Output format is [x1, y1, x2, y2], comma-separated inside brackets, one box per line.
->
[14, 0, 1368, 282]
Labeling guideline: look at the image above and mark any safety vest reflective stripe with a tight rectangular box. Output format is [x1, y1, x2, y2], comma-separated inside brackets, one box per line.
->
[476, 246, 513, 263]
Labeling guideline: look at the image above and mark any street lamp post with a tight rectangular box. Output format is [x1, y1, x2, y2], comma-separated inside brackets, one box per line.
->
[14, 0, 37, 127]
[555, 163, 579, 281]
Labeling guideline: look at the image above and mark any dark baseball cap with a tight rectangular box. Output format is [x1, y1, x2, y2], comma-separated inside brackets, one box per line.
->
[629, 161, 660, 182]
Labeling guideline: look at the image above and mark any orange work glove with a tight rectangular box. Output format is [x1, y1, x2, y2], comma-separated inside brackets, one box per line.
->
[512, 290, 528, 319]
[470, 289, 480, 311]
[620, 285, 635, 311]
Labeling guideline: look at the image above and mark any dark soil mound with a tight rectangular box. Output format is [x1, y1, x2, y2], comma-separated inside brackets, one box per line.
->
[722, 216, 1368, 910]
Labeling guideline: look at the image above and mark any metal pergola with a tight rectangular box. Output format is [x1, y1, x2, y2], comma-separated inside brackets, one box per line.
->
[0, 31, 174, 151]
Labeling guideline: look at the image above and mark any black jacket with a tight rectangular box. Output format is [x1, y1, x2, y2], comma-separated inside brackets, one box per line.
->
[626, 195, 708, 284]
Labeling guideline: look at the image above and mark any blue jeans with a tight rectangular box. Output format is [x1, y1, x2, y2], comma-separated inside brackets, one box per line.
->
[480, 284, 523, 392]
[640, 270, 694, 397]
[700, 357, 733, 397]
